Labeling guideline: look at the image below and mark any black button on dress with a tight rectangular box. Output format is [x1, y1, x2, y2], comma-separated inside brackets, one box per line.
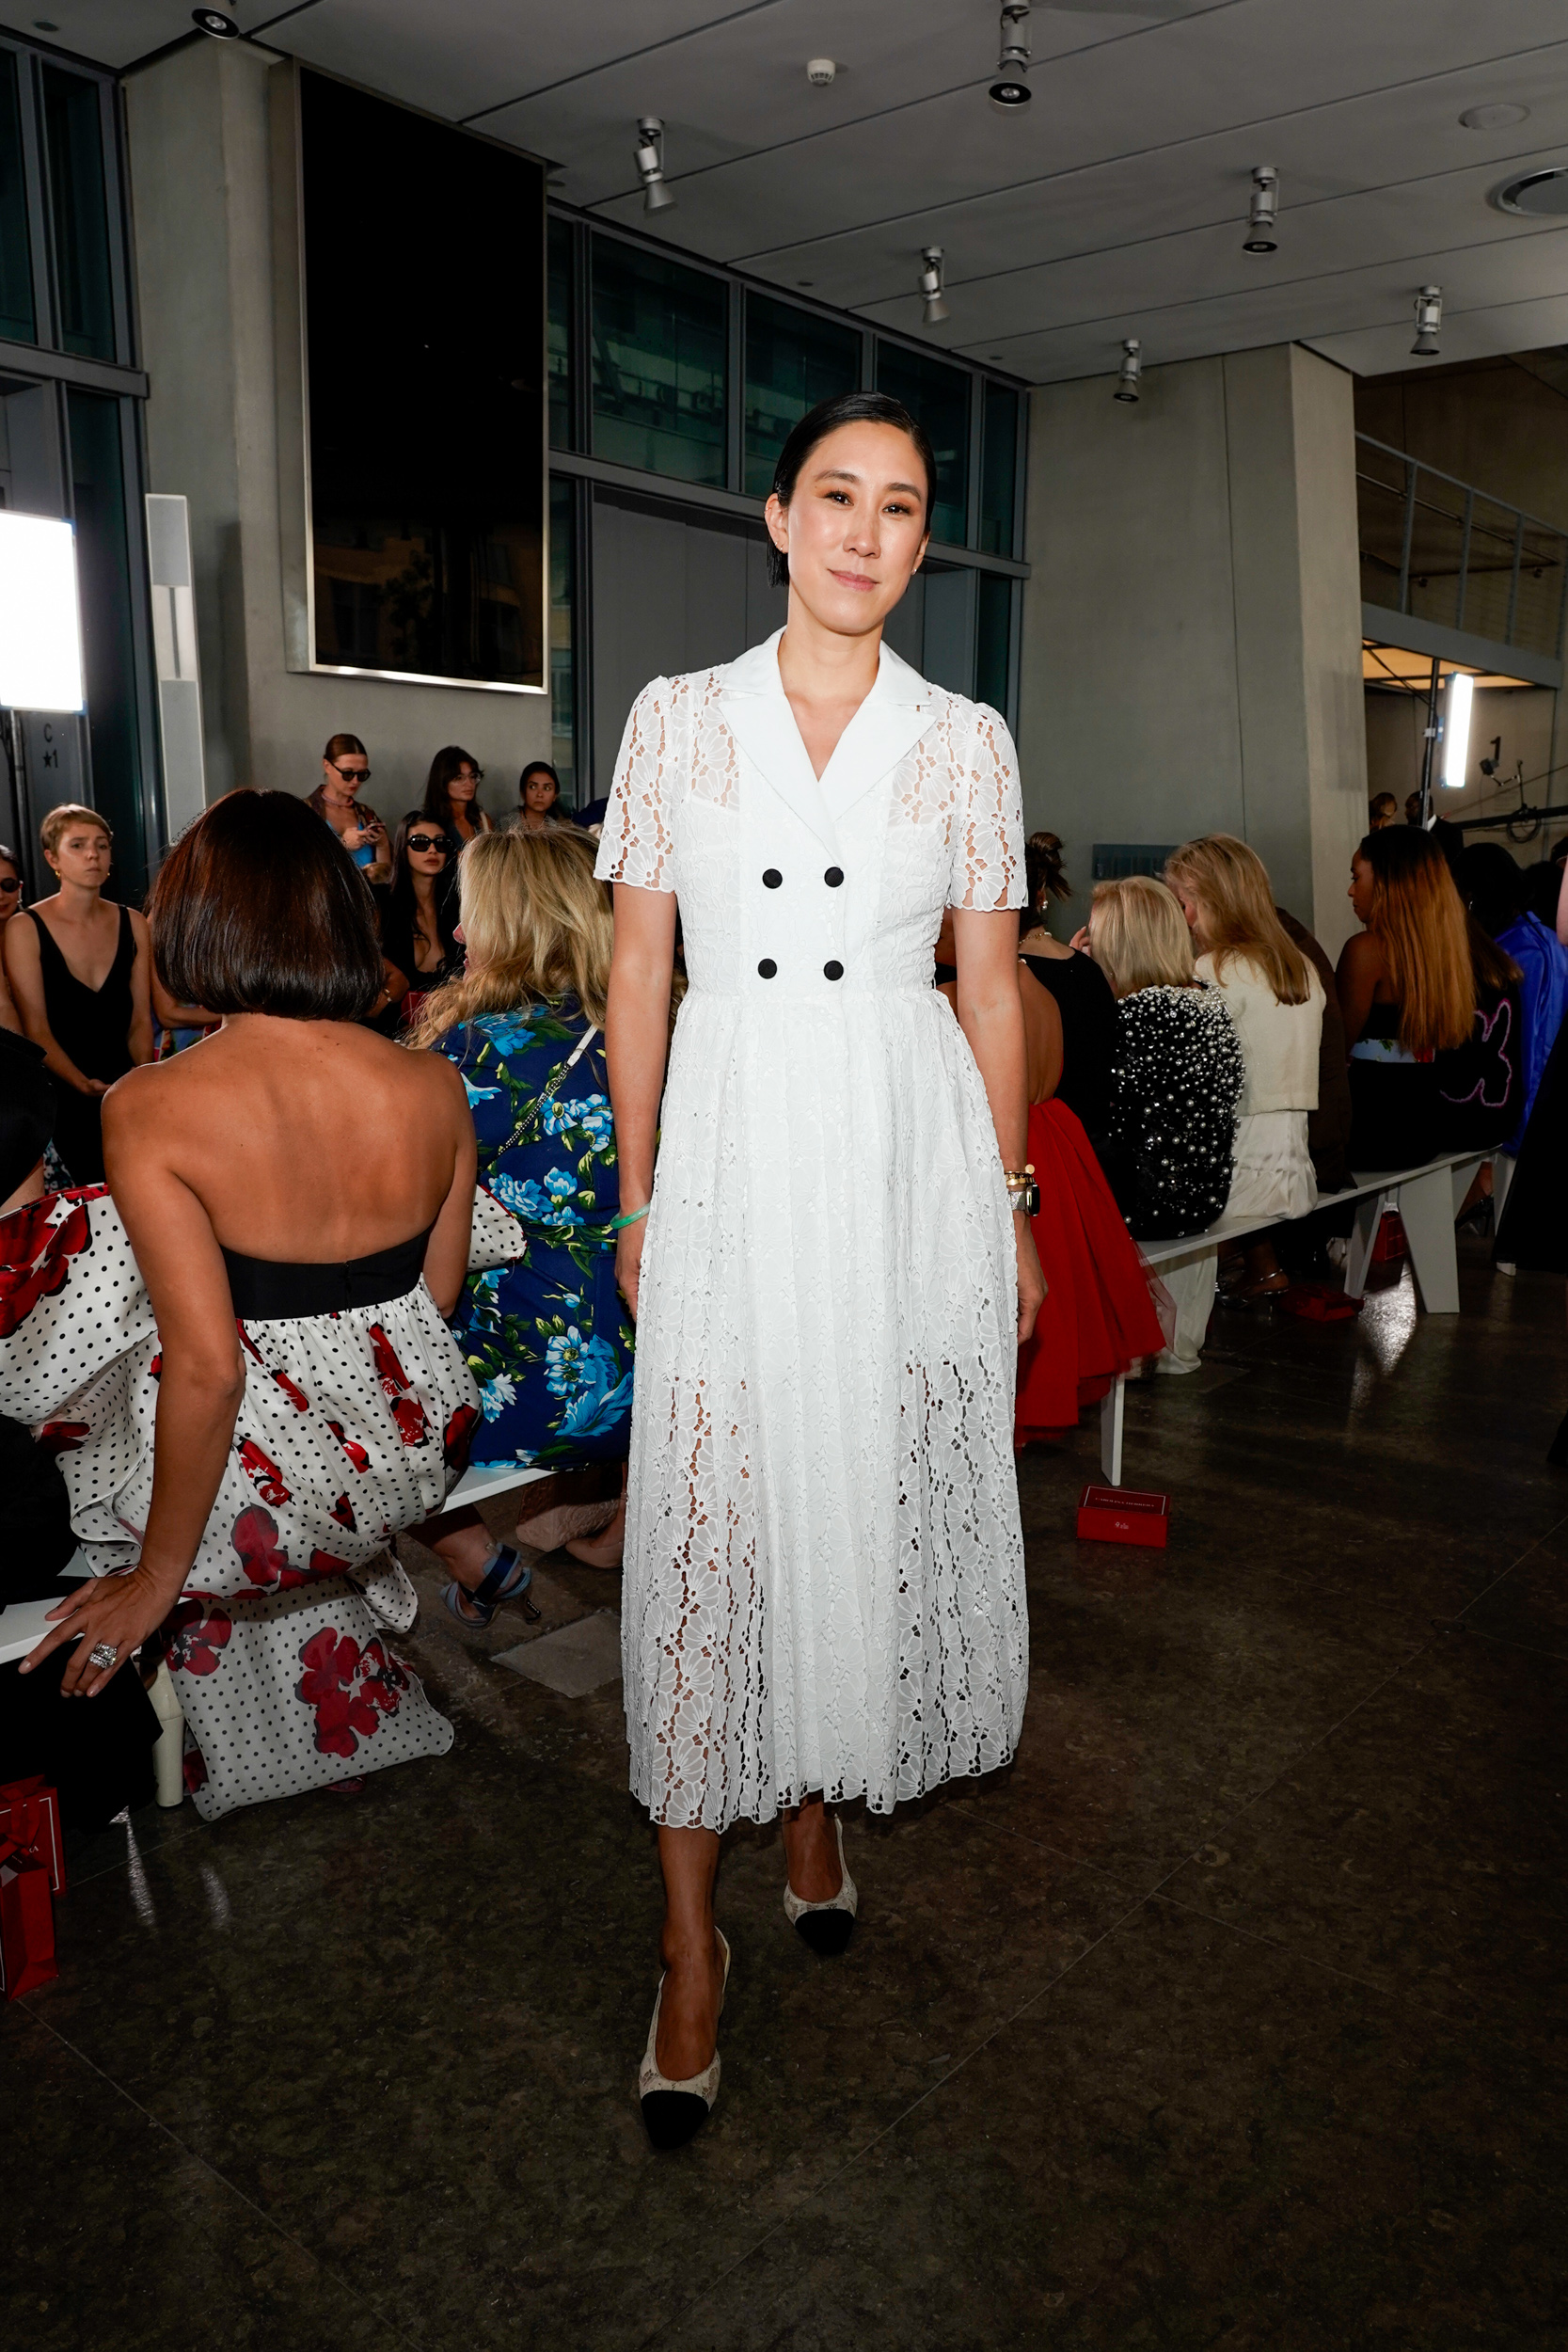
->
[758, 959, 777, 978]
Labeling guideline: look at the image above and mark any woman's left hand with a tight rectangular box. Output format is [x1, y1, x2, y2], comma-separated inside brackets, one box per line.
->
[1015, 1212, 1046, 1343]
[22, 1562, 182, 1696]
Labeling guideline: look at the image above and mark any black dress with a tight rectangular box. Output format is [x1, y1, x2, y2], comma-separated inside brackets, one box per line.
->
[1349, 984, 1521, 1171]
[1099, 983, 1244, 1238]
[23, 904, 135, 1184]
[1020, 950, 1118, 1136]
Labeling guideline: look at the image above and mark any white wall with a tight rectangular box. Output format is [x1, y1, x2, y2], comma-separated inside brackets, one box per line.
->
[123, 41, 551, 834]
[1017, 343, 1368, 956]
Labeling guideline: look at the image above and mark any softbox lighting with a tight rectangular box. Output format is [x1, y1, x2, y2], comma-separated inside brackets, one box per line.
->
[0, 511, 85, 711]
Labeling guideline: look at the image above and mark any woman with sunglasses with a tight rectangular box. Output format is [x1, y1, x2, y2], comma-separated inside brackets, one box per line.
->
[422, 746, 494, 849]
[308, 732, 390, 883]
[373, 814, 464, 1032]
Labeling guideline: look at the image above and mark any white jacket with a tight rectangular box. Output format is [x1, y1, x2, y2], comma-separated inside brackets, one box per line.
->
[1196, 950, 1323, 1116]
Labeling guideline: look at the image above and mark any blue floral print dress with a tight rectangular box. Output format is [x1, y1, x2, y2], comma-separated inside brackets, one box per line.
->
[435, 1000, 633, 1471]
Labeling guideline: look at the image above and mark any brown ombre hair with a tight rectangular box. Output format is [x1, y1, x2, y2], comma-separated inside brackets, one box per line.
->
[1164, 834, 1312, 1007]
[1355, 828, 1476, 1056]
[149, 788, 383, 1020]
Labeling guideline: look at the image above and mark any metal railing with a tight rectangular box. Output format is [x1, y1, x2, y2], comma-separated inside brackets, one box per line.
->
[1355, 434, 1568, 662]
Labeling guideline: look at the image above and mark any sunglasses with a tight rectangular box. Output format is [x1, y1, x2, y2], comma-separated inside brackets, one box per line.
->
[330, 763, 371, 783]
[406, 834, 450, 856]
[0, 877, 19, 895]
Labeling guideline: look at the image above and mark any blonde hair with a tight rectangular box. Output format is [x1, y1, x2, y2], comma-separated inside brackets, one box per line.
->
[41, 803, 111, 857]
[1164, 834, 1311, 1007]
[1357, 828, 1475, 1056]
[1088, 875, 1196, 998]
[408, 827, 612, 1046]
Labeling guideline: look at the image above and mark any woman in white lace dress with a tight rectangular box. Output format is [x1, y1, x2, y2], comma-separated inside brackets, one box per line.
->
[597, 392, 1045, 2148]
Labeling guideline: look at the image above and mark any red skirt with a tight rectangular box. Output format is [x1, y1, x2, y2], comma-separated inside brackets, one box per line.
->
[1015, 1099, 1166, 1442]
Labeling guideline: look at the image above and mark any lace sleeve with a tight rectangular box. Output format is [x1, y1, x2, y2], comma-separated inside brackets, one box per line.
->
[594, 679, 676, 893]
[950, 702, 1025, 912]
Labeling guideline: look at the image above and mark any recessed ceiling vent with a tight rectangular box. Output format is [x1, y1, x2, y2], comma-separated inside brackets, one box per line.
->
[1493, 167, 1568, 217]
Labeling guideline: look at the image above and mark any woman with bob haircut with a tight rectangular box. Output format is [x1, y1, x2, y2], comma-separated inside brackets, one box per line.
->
[403, 828, 634, 1626]
[1338, 826, 1519, 1169]
[16, 788, 482, 1821]
[1164, 834, 1324, 1303]
[597, 387, 1043, 2147]
[1085, 874, 1243, 1367]
[422, 745, 494, 848]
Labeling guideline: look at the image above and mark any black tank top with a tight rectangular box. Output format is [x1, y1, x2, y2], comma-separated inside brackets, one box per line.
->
[221, 1228, 433, 1322]
[24, 903, 136, 1087]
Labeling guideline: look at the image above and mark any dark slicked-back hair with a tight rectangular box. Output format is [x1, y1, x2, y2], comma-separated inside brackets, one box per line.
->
[767, 390, 937, 588]
[150, 788, 384, 1021]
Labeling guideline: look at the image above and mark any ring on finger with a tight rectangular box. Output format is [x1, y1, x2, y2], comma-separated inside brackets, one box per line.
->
[87, 1641, 119, 1672]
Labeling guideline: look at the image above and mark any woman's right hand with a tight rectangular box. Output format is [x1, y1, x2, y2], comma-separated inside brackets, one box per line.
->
[76, 1074, 109, 1096]
[615, 1212, 648, 1320]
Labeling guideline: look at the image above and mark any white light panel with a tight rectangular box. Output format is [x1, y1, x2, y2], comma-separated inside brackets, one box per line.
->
[1442, 671, 1474, 788]
[0, 512, 86, 712]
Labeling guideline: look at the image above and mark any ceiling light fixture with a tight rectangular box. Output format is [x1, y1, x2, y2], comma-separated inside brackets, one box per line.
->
[806, 58, 837, 86]
[1493, 166, 1568, 217]
[1243, 166, 1278, 254]
[1115, 339, 1141, 404]
[1460, 103, 1528, 131]
[990, 2, 1032, 112]
[192, 8, 240, 34]
[634, 117, 675, 214]
[1411, 285, 1443, 357]
[919, 247, 949, 326]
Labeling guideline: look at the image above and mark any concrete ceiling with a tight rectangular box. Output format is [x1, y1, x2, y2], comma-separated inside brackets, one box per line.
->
[18, 0, 1568, 383]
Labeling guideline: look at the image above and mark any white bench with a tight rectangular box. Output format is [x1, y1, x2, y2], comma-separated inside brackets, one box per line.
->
[1098, 1148, 1497, 1489]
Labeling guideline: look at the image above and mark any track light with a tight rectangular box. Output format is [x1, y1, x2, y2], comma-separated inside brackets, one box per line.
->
[634, 118, 675, 214]
[920, 247, 950, 326]
[1243, 166, 1278, 253]
[990, 2, 1032, 111]
[1411, 284, 1443, 357]
[1114, 338, 1141, 403]
[192, 8, 240, 34]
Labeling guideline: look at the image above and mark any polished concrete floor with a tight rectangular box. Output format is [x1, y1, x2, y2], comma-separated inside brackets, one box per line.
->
[6, 1238, 1566, 2350]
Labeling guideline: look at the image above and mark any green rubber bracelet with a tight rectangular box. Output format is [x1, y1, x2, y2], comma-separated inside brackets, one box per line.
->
[610, 1202, 650, 1232]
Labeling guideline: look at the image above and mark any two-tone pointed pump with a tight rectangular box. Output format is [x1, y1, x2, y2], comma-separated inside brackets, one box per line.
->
[784, 1813, 858, 1956]
[639, 1930, 732, 2151]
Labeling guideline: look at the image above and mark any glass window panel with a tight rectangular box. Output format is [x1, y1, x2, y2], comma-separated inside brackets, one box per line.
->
[42, 68, 114, 361]
[548, 214, 574, 453]
[976, 571, 1011, 716]
[66, 389, 146, 897]
[591, 235, 726, 485]
[875, 342, 968, 545]
[980, 382, 1018, 557]
[301, 72, 546, 687]
[743, 293, 860, 499]
[0, 50, 35, 345]
[549, 473, 577, 805]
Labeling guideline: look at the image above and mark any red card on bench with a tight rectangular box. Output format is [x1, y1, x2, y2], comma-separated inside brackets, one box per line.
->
[0, 1845, 57, 1998]
[0, 1777, 66, 1896]
[1077, 1484, 1169, 1548]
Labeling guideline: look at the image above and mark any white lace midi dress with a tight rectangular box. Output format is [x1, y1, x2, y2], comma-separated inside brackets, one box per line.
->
[595, 631, 1029, 1834]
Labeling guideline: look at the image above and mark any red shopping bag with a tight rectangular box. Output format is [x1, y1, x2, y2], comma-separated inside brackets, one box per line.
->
[0, 1839, 57, 1998]
[0, 1775, 66, 1895]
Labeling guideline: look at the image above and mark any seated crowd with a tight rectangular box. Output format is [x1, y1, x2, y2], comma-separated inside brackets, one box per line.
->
[0, 757, 1559, 1838]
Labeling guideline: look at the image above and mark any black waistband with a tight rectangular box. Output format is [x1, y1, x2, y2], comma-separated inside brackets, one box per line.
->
[222, 1228, 432, 1322]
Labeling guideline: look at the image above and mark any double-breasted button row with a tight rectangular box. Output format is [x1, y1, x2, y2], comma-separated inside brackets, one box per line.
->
[759, 867, 845, 887]
[757, 960, 843, 981]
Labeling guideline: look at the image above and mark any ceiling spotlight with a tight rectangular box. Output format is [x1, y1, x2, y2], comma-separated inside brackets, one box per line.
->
[806, 57, 837, 86]
[1243, 165, 1278, 254]
[1493, 167, 1568, 217]
[192, 8, 240, 33]
[1115, 338, 1141, 404]
[990, 1, 1032, 112]
[634, 117, 675, 214]
[1460, 103, 1528, 131]
[919, 247, 949, 326]
[1411, 285, 1443, 357]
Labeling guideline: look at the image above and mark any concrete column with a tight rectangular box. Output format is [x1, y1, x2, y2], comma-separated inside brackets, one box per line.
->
[123, 44, 550, 818]
[1017, 342, 1368, 956]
